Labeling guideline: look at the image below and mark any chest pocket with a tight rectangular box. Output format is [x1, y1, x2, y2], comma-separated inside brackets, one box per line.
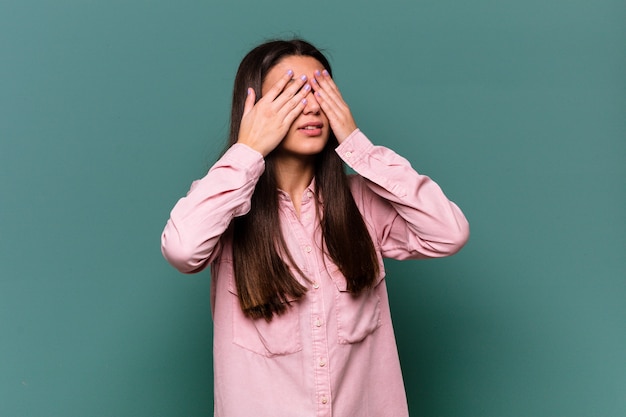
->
[227, 272, 303, 357]
[328, 262, 386, 344]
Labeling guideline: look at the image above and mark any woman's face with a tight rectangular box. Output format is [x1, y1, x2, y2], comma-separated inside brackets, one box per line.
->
[262, 55, 330, 159]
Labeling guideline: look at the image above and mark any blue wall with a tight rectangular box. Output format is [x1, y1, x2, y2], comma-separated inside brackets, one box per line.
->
[1, 0, 624, 416]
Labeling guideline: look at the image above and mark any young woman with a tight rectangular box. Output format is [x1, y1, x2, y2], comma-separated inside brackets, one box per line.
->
[161, 39, 469, 417]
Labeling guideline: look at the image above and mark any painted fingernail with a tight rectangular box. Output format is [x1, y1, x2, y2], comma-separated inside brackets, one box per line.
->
[247, 88, 252, 95]
[322, 70, 329, 76]
[304, 84, 311, 92]
[300, 74, 307, 81]
[302, 99, 308, 105]
[287, 69, 293, 76]
[315, 70, 321, 76]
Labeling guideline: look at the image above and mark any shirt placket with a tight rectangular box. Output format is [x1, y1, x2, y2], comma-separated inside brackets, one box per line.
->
[281, 189, 333, 417]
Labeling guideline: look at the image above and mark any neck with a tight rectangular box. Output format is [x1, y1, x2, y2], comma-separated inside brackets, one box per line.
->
[274, 154, 316, 214]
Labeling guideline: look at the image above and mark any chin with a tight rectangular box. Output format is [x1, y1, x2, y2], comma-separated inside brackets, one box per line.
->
[278, 134, 329, 156]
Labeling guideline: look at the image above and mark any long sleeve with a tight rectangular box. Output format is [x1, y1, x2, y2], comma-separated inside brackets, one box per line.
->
[161, 143, 265, 273]
[337, 129, 470, 260]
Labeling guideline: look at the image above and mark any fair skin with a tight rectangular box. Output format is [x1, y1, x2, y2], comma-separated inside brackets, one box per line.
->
[237, 55, 358, 214]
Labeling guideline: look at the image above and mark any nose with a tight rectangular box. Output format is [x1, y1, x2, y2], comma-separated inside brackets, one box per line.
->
[303, 84, 320, 114]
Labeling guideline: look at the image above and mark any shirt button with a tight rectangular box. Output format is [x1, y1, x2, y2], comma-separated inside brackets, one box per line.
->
[312, 281, 319, 289]
[307, 191, 313, 198]
[321, 396, 328, 405]
[345, 151, 352, 158]
[319, 358, 326, 367]
[305, 245, 312, 253]
[315, 318, 322, 327]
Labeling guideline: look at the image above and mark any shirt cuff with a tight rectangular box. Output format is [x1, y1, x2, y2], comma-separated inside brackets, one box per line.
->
[335, 128, 375, 166]
[221, 143, 265, 172]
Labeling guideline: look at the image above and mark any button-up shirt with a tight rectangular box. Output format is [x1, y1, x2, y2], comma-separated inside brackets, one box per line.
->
[161, 129, 469, 417]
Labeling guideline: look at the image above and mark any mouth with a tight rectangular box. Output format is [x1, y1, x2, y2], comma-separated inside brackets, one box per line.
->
[298, 122, 323, 130]
[297, 122, 324, 136]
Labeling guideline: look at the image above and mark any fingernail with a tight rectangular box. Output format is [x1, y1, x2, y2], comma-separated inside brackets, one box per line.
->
[300, 74, 307, 81]
[247, 88, 252, 95]
[302, 99, 308, 105]
[304, 84, 311, 92]
[287, 69, 293, 76]
[315, 70, 321, 76]
[322, 70, 329, 76]
[312, 78, 318, 84]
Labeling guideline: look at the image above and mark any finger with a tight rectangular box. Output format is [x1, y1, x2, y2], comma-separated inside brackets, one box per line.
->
[313, 69, 342, 98]
[263, 69, 295, 101]
[272, 74, 308, 107]
[312, 85, 344, 119]
[283, 97, 308, 125]
[312, 73, 344, 111]
[242, 88, 256, 116]
[276, 82, 311, 118]
[313, 90, 340, 119]
[314, 90, 357, 141]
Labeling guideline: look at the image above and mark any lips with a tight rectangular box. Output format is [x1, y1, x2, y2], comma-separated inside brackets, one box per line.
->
[298, 121, 324, 131]
[297, 121, 324, 137]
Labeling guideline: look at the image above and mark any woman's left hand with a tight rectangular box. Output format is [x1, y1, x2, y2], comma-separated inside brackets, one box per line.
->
[312, 70, 358, 143]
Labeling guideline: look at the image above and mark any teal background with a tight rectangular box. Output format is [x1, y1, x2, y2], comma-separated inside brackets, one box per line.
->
[1, 0, 624, 416]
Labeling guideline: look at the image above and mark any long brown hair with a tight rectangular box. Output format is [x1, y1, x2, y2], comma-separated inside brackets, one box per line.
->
[227, 39, 379, 320]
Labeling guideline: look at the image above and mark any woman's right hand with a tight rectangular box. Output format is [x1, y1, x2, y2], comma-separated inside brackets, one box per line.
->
[237, 70, 310, 157]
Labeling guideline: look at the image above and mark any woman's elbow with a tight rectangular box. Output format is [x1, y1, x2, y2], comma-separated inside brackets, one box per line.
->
[423, 218, 470, 257]
[161, 234, 208, 274]
[445, 218, 470, 255]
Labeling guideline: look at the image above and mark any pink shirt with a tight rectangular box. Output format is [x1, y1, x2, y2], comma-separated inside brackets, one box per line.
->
[161, 129, 469, 417]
